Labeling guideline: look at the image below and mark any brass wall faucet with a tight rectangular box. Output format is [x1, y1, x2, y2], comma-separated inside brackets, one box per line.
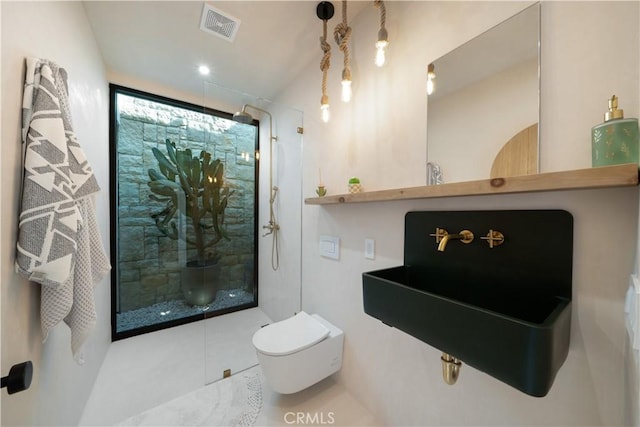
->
[429, 228, 448, 243]
[437, 230, 474, 251]
[481, 229, 505, 248]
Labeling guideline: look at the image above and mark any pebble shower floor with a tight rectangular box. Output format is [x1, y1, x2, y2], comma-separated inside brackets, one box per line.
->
[117, 288, 254, 332]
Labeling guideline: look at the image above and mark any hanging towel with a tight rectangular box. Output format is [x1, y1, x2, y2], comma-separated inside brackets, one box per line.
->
[16, 57, 111, 362]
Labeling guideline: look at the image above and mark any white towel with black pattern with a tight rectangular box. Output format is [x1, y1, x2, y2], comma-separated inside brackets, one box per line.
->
[16, 57, 110, 362]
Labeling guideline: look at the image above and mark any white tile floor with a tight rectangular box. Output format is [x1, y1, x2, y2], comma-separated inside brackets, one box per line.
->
[80, 307, 377, 426]
[255, 368, 378, 427]
[80, 308, 271, 426]
[113, 366, 263, 426]
[112, 365, 377, 427]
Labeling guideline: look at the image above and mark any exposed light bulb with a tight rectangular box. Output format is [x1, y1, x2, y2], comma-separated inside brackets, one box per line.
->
[321, 103, 330, 123]
[375, 40, 388, 67]
[426, 77, 435, 95]
[198, 65, 210, 75]
[341, 79, 352, 103]
[426, 63, 436, 95]
[375, 26, 389, 67]
[320, 94, 330, 123]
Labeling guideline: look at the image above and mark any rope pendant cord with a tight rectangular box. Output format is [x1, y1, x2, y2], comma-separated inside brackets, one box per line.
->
[334, 1, 352, 83]
[320, 19, 331, 106]
[374, 0, 386, 30]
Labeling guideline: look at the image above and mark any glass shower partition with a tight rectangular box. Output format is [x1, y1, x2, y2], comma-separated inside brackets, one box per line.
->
[201, 82, 304, 385]
[112, 87, 227, 337]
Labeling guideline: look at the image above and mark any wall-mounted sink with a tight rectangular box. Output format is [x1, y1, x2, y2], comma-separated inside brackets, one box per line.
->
[362, 210, 573, 397]
[363, 266, 571, 396]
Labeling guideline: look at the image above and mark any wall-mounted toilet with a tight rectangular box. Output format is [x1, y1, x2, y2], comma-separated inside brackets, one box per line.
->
[252, 311, 344, 394]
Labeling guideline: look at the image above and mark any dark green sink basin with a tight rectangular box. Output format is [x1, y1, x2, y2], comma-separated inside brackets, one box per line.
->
[362, 210, 573, 397]
[363, 266, 571, 397]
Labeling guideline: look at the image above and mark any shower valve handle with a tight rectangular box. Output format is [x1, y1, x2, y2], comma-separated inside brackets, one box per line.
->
[262, 222, 279, 237]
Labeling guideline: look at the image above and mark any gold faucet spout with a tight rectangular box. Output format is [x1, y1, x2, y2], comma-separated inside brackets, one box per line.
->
[437, 230, 474, 251]
[437, 234, 461, 251]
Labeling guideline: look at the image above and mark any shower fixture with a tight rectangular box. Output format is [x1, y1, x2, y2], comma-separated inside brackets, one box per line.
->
[233, 104, 280, 270]
[232, 108, 253, 124]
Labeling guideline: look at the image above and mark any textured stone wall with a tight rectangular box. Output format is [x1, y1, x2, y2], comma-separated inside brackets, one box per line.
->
[116, 95, 257, 312]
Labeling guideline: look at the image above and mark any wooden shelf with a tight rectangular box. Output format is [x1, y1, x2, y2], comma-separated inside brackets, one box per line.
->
[304, 164, 639, 205]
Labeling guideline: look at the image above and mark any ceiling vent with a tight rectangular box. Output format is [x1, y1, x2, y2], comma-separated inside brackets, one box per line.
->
[200, 4, 241, 42]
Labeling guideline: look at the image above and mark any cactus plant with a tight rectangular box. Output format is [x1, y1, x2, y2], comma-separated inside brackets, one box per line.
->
[147, 139, 233, 266]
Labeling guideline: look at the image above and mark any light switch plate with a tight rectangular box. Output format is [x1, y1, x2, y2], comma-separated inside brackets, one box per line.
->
[319, 235, 340, 260]
[365, 238, 375, 259]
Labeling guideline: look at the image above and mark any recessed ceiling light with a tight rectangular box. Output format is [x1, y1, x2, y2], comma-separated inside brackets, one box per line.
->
[198, 65, 210, 75]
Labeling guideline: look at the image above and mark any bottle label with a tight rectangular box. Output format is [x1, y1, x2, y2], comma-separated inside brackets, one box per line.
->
[592, 120, 639, 167]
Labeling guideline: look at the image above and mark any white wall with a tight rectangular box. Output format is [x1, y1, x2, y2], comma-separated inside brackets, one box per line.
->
[277, 1, 639, 425]
[1, 2, 111, 425]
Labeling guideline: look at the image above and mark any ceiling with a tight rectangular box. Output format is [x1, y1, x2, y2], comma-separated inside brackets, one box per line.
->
[83, 1, 369, 103]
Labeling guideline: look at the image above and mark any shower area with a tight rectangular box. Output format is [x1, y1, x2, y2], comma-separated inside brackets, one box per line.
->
[111, 84, 262, 338]
[87, 80, 304, 424]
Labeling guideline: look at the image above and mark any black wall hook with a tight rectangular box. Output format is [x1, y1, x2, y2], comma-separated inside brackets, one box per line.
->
[2, 361, 33, 395]
[316, 2, 335, 21]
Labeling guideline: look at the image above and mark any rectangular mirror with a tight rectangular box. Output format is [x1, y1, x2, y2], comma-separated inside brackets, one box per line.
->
[426, 3, 540, 184]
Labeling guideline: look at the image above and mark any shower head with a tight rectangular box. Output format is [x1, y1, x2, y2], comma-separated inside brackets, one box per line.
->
[232, 107, 254, 124]
[233, 104, 274, 126]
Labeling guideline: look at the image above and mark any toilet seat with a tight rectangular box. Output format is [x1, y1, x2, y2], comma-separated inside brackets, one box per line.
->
[253, 311, 330, 356]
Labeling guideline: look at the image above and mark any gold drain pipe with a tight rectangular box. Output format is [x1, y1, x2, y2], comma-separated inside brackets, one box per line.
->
[441, 353, 462, 385]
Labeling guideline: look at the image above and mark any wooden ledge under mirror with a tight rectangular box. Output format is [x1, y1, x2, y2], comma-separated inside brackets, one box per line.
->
[304, 164, 639, 205]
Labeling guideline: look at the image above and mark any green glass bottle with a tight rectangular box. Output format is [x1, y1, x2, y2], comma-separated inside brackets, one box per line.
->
[592, 95, 639, 167]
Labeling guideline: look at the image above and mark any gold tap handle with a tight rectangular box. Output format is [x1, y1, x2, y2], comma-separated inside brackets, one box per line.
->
[481, 230, 504, 248]
[458, 230, 474, 244]
[429, 228, 448, 243]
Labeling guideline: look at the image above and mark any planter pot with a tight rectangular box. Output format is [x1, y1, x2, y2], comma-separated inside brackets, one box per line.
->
[181, 261, 221, 306]
[348, 183, 361, 193]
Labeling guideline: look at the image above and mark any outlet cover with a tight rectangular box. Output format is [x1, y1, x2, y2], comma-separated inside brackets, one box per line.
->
[365, 238, 375, 259]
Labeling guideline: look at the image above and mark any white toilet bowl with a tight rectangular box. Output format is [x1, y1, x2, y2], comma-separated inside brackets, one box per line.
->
[252, 311, 344, 394]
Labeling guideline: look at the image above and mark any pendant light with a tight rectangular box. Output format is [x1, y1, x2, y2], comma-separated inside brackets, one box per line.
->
[334, 1, 353, 102]
[317, 2, 334, 122]
[374, 0, 388, 67]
